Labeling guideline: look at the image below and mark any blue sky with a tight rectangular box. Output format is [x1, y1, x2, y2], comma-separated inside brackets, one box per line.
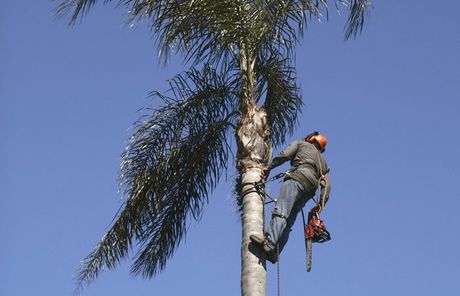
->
[1, 1, 459, 295]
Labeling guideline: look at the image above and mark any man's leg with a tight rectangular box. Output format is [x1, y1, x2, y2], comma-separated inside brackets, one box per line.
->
[275, 193, 311, 254]
[266, 179, 310, 253]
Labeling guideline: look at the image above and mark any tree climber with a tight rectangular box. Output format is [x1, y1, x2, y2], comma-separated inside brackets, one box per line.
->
[250, 132, 331, 263]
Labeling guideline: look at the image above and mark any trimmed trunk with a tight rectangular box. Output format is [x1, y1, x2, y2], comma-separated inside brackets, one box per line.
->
[237, 49, 271, 296]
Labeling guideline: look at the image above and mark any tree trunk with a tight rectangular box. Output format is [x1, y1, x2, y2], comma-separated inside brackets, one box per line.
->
[237, 49, 272, 296]
[240, 165, 266, 296]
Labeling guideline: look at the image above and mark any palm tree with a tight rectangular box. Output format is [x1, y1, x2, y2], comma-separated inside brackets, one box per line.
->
[57, 1, 370, 295]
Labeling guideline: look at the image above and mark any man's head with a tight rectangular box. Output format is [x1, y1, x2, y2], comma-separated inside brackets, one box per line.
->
[306, 133, 327, 153]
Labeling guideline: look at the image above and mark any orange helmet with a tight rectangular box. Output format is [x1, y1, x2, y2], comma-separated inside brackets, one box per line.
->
[306, 133, 327, 152]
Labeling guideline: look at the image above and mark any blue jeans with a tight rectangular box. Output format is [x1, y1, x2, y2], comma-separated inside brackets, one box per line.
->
[266, 179, 314, 253]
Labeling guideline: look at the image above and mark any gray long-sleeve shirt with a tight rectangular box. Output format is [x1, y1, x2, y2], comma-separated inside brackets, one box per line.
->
[269, 140, 331, 198]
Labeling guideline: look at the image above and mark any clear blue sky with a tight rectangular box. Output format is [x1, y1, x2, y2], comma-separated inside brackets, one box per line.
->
[1, 1, 459, 295]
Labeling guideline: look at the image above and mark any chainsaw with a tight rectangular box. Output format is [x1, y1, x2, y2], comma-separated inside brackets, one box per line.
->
[304, 210, 331, 272]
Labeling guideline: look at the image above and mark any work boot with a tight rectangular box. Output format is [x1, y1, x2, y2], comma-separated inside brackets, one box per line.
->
[249, 234, 278, 264]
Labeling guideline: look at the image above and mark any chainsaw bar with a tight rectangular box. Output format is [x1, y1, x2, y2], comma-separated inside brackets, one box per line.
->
[306, 238, 312, 272]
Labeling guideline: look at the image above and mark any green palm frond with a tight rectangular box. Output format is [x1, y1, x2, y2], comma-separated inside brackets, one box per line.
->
[55, 0, 97, 22]
[57, 0, 251, 64]
[300, 0, 372, 40]
[252, 1, 306, 60]
[344, 0, 371, 40]
[56, 0, 160, 24]
[57, 1, 371, 65]
[256, 56, 302, 147]
[151, 0, 248, 65]
[246, 0, 372, 62]
[75, 65, 239, 288]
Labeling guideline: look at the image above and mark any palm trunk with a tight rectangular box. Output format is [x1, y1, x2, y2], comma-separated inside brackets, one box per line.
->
[237, 49, 271, 296]
[239, 166, 266, 296]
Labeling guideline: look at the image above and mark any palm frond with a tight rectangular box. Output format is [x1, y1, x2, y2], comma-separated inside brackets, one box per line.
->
[257, 56, 302, 147]
[56, 0, 164, 24]
[151, 0, 262, 66]
[75, 65, 239, 288]
[252, 0, 309, 62]
[57, 0, 370, 65]
[55, 0, 100, 24]
[254, 0, 371, 62]
[344, 0, 371, 40]
[57, 0, 250, 64]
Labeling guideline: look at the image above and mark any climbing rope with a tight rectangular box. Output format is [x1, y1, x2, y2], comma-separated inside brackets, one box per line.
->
[240, 171, 287, 204]
[276, 244, 280, 296]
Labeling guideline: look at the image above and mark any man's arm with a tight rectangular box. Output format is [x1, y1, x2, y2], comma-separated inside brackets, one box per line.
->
[268, 141, 299, 170]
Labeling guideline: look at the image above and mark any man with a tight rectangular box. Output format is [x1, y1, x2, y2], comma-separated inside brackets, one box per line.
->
[250, 132, 331, 263]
